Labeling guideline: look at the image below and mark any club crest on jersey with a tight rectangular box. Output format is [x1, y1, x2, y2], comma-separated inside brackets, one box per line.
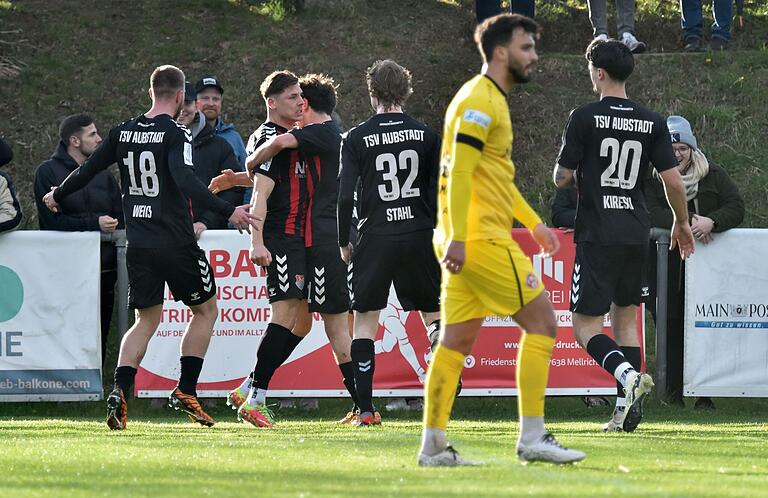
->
[525, 272, 539, 289]
[295, 275, 305, 291]
[463, 109, 491, 128]
[260, 159, 271, 171]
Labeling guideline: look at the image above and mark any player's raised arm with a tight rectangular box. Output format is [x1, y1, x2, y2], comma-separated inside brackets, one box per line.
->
[45, 128, 118, 212]
[245, 133, 298, 173]
[167, 126, 258, 232]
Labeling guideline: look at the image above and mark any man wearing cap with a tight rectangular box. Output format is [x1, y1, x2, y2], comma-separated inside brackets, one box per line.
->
[178, 82, 244, 238]
[195, 76, 247, 173]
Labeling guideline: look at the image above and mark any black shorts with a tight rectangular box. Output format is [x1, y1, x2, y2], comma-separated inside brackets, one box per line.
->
[306, 244, 350, 314]
[569, 243, 647, 316]
[126, 243, 216, 309]
[264, 232, 307, 304]
[350, 230, 440, 313]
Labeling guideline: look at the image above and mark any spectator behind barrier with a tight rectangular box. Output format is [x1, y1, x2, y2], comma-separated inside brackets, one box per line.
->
[645, 115, 745, 409]
[587, 0, 646, 53]
[0, 136, 23, 233]
[194, 76, 247, 172]
[33, 114, 124, 366]
[681, 0, 733, 52]
[178, 82, 243, 239]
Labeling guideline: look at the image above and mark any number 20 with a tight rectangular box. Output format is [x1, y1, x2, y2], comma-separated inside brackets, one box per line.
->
[599, 138, 642, 190]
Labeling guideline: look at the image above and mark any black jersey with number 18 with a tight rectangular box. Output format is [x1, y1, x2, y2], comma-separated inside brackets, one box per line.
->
[556, 97, 677, 245]
[337, 113, 440, 246]
[54, 113, 235, 248]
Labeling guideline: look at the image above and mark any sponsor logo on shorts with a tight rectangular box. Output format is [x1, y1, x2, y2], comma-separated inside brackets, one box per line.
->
[190, 292, 200, 301]
[525, 272, 538, 289]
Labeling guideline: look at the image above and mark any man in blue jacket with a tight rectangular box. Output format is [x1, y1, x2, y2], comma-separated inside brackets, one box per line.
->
[34, 114, 124, 365]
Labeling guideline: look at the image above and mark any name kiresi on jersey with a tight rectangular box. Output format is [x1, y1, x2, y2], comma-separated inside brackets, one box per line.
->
[54, 114, 234, 248]
[337, 113, 440, 246]
[556, 97, 677, 245]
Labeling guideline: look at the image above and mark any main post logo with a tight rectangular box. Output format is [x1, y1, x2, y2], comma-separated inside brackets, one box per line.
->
[0, 265, 23, 322]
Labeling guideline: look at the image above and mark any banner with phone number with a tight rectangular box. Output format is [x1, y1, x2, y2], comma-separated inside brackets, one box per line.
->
[136, 230, 643, 398]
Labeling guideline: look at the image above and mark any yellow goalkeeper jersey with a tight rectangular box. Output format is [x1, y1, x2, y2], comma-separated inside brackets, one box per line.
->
[434, 74, 542, 253]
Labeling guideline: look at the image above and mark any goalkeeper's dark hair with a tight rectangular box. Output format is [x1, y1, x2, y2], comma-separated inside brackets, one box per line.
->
[475, 13, 541, 63]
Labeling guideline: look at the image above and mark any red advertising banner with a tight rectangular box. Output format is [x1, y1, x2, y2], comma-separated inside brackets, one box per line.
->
[136, 230, 643, 398]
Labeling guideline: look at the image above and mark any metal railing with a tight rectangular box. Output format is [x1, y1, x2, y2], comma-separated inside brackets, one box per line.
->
[100, 230, 130, 337]
[650, 227, 671, 401]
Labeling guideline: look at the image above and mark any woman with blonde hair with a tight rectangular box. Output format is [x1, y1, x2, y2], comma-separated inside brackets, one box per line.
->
[645, 115, 744, 409]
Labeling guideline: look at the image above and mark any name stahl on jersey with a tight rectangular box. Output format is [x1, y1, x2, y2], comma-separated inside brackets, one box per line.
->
[246, 122, 308, 237]
[337, 113, 440, 246]
[53, 114, 235, 248]
[556, 97, 677, 245]
[291, 120, 342, 247]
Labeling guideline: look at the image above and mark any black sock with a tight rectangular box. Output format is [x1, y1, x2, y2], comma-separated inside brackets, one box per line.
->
[113, 366, 137, 394]
[177, 356, 204, 396]
[426, 319, 440, 349]
[351, 338, 375, 414]
[338, 361, 359, 411]
[586, 334, 631, 379]
[616, 346, 642, 397]
[252, 323, 301, 390]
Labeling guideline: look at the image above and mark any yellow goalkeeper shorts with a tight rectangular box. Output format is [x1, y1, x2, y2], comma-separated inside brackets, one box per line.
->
[441, 239, 544, 325]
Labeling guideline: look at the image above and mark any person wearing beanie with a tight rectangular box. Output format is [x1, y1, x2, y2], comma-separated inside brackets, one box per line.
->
[645, 115, 745, 410]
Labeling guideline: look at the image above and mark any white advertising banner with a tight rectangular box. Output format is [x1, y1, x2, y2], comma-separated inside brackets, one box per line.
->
[0, 231, 102, 401]
[685, 229, 768, 397]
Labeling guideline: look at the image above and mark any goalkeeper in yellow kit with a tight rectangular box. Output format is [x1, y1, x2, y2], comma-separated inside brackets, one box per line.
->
[417, 14, 586, 466]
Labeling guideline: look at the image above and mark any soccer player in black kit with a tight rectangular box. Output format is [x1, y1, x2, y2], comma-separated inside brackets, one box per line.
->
[553, 40, 695, 433]
[337, 60, 442, 426]
[242, 74, 361, 424]
[43, 65, 257, 430]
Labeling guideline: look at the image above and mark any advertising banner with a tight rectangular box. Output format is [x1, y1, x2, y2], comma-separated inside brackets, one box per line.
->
[684, 229, 768, 397]
[0, 231, 102, 401]
[137, 230, 643, 398]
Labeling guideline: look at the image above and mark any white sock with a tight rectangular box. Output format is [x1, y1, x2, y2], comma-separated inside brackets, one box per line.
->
[237, 376, 251, 391]
[518, 416, 546, 446]
[247, 387, 267, 405]
[420, 428, 447, 456]
[615, 397, 627, 409]
[613, 362, 635, 386]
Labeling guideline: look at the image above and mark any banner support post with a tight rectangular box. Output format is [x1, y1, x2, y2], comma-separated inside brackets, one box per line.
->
[102, 229, 129, 337]
[650, 228, 670, 401]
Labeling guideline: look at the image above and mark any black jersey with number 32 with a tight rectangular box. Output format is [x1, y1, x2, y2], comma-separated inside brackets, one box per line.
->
[54, 114, 234, 248]
[556, 97, 677, 245]
[337, 113, 439, 245]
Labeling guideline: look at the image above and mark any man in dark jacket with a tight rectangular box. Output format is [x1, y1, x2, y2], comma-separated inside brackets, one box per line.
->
[34, 114, 124, 365]
[177, 83, 243, 238]
[0, 136, 22, 233]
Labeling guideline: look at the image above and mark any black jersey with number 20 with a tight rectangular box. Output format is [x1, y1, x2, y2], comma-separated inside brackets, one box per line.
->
[337, 113, 440, 246]
[556, 97, 677, 245]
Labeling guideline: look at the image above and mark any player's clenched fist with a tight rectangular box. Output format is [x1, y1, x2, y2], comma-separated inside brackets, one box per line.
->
[532, 223, 560, 258]
[43, 186, 60, 213]
[442, 240, 466, 274]
[250, 243, 272, 267]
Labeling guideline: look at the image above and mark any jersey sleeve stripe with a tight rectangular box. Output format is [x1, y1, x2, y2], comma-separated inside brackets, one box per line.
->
[456, 133, 484, 151]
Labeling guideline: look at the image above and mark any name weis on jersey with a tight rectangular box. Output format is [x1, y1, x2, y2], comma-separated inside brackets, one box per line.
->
[593, 115, 654, 133]
[603, 195, 635, 210]
[362, 129, 425, 148]
[119, 130, 166, 144]
[132, 204, 153, 218]
[386, 206, 415, 221]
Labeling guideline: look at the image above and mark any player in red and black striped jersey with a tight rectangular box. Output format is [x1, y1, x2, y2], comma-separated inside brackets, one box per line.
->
[43, 65, 258, 430]
[337, 60, 442, 426]
[242, 74, 361, 422]
[554, 40, 694, 433]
